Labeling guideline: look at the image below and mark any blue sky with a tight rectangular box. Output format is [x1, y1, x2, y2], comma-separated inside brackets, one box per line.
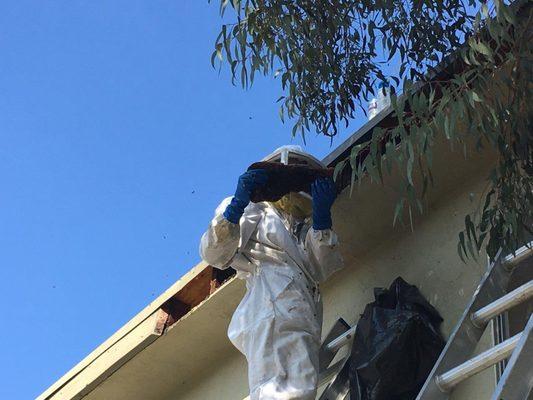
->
[0, 2, 367, 399]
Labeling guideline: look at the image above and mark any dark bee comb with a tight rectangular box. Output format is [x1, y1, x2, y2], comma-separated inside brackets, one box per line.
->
[247, 161, 335, 203]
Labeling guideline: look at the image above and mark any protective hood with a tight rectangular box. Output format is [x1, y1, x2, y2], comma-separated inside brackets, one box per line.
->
[262, 145, 326, 169]
[262, 145, 322, 218]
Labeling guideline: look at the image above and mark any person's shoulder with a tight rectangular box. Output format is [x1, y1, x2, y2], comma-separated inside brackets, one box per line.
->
[214, 197, 233, 216]
[213, 198, 268, 217]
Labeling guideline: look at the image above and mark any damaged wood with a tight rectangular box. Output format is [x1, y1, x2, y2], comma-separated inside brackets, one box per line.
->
[210, 267, 236, 294]
[174, 266, 214, 306]
[210, 278, 220, 295]
[161, 297, 191, 327]
[159, 266, 237, 330]
[174, 266, 237, 306]
[153, 309, 170, 335]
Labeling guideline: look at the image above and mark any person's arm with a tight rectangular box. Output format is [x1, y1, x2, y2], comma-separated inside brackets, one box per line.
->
[199, 169, 267, 269]
[305, 178, 344, 281]
[199, 197, 241, 269]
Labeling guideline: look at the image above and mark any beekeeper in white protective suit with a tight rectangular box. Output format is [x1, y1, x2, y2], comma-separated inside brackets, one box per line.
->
[199, 145, 344, 400]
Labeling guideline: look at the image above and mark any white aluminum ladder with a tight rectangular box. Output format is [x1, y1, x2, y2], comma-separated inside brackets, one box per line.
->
[416, 243, 533, 400]
[317, 318, 356, 399]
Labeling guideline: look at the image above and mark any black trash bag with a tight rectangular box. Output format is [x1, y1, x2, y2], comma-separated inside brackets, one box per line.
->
[348, 277, 446, 400]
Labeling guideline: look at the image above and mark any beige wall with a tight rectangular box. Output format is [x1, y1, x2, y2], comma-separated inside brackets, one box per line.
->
[171, 353, 248, 400]
[171, 141, 499, 400]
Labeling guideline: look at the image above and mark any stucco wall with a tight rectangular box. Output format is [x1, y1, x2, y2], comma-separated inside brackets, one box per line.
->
[170, 353, 248, 400]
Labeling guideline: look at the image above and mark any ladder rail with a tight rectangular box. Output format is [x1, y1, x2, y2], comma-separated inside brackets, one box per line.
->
[316, 319, 354, 400]
[318, 360, 350, 400]
[490, 314, 533, 400]
[416, 249, 512, 400]
[319, 318, 351, 371]
[503, 243, 533, 268]
[417, 243, 532, 400]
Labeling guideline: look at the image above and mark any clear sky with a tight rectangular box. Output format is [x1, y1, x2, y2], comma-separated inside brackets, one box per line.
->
[0, 2, 367, 399]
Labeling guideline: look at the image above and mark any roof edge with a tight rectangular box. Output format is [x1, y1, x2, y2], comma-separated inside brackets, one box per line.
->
[38, 261, 210, 400]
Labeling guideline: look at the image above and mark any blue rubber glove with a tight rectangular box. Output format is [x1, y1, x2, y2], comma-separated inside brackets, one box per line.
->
[223, 169, 268, 224]
[311, 177, 337, 230]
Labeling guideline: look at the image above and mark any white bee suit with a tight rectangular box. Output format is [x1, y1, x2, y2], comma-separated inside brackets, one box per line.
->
[200, 197, 344, 400]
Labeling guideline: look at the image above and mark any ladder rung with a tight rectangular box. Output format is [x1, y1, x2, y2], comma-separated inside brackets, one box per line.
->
[435, 332, 522, 392]
[471, 280, 533, 327]
[503, 243, 533, 268]
[325, 325, 356, 352]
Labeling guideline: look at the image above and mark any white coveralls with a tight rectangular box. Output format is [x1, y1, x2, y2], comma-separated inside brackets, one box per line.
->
[200, 197, 344, 400]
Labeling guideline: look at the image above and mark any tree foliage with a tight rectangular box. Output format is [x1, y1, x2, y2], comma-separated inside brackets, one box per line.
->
[212, 0, 533, 261]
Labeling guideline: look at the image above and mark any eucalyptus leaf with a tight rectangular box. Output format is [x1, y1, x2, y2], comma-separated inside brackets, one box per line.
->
[211, 0, 532, 263]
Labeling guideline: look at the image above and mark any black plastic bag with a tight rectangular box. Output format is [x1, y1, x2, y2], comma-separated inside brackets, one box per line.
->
[348, 277, 446, 400]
